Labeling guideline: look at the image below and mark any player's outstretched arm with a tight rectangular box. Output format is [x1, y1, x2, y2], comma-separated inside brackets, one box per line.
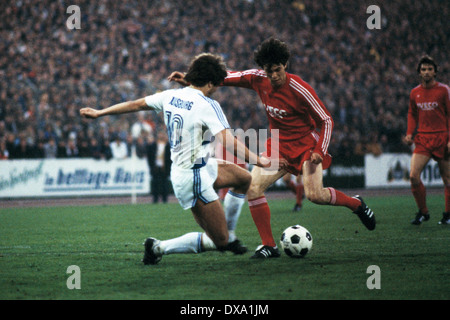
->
[167, 71, 190, 86]
[80, 98, 150, 119]
[216, 129, 271, 169]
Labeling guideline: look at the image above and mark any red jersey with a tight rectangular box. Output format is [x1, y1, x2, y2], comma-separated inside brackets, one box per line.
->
[407, 82, 450, 136]
[223, 69, 333, 158]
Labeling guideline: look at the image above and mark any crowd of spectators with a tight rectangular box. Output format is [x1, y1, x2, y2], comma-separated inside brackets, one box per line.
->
[0, 0, 448, 162]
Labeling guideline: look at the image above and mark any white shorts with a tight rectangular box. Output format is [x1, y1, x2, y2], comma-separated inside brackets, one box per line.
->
[170, 158, 219, 210]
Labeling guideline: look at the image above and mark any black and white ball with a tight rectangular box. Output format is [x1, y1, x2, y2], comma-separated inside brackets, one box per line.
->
[280, 225, 313, 258]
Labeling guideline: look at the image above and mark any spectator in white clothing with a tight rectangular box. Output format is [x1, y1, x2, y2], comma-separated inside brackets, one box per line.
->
[131, 112, 153, 141]
[110, 135, 128, 159]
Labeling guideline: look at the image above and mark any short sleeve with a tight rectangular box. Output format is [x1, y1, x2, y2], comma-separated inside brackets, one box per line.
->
[144, 92, 167, 113]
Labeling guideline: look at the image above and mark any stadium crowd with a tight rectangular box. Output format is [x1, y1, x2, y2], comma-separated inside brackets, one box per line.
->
[0, 0, 448, 161]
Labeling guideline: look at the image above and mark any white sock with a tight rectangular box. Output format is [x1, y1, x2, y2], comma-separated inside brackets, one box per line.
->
[157, 232, 202, 255]
[201, 233, 217, 251]
[223, 190, 245, 242]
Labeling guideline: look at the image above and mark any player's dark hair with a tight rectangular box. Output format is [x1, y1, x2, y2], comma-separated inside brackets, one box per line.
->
[254, 38, 291, 69]
[417, 55, 438, 73]
[184, 53, 227, 87]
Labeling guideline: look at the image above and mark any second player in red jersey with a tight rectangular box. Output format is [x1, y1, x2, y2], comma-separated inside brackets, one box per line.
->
[404, 55, 450, 225]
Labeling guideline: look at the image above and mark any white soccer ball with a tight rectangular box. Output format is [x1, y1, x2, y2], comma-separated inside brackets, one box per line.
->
[280, 225, 313, 258]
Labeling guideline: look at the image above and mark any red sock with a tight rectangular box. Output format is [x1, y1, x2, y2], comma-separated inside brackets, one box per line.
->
[296, 184, 304, 206]
[445, 185, 450, 213]
[327, 187, 361, 211]
[287, 180, 297, 194]
[248, 196, 276, 247]
[411, 182, 428, 213]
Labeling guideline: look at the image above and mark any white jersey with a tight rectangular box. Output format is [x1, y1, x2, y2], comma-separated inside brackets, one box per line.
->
[145, 87, 230, 169]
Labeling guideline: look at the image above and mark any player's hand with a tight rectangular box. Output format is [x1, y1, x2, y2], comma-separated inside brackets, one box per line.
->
[168, 71, 189, 86]
[310, 152, 323, 165]
[257, 156, 271, 168]
[256, 156, 288, 171]
[403, 134, 413, 145]
[80, 108, 100, 119]
[277, 157, 289, 171]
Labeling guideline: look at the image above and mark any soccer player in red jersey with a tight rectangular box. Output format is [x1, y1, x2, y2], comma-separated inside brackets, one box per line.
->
[404, 55, 450, 225]
[169, 38, 376, 258]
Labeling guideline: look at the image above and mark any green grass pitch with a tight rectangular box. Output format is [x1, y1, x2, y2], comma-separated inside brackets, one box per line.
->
[1, 193, 448, 300]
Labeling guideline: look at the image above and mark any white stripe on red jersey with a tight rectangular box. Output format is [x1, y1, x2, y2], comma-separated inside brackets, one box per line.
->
[289, 79, 332, 154]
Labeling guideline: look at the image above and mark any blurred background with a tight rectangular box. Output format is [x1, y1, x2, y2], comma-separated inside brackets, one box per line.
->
[0, 0, 448, 163]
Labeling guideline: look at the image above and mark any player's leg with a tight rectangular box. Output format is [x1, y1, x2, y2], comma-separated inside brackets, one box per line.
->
[295, 174, 305, 211]
[191, 199, 229, 248]
[303, 160, 335, 205]
[214, 159, 251, 192]
[437, 157, 450, 224]
[283, 173, 303, 211]
[302, 160, 375, 230]
[283, 173, 295, 193]
[143, 199, 232, 265]
[409, 153, 431, 224]
[213, 160, 251, 244]
[143, 232, 203, 265]
[143, 160, 247, 265]
[192, 198, 249, 253]
[247, 165, 287, 258]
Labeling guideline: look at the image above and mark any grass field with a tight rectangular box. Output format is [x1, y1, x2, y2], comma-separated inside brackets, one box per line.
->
[1, 193, 449, 302]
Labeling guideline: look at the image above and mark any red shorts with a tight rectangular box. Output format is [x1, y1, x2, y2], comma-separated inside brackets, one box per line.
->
[262, 133, 332, 175]
[413, 132, 449, 160]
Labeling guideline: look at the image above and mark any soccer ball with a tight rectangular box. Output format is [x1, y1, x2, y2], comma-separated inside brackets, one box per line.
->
[280, 225, 313, 258]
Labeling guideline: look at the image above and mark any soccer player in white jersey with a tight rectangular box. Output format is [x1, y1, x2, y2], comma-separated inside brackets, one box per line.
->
[80, 53, 273, 264]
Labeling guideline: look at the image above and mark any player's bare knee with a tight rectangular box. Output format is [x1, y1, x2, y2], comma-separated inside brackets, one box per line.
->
[307, 194, 321, 204]
[247, 182, 263, 199]
[233, 172, 251, 194]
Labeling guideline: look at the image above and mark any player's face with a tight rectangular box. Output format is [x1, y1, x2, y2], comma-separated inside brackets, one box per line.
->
[419, 63, 436, 83]
[263, 63, 287, 89]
